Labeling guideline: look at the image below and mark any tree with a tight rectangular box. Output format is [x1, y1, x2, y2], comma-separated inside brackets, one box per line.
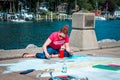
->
[77, 0, 93, 11]
[103, 0, 115, 14]
[1, 0, 120, 13]
[114, 0, 120, 8]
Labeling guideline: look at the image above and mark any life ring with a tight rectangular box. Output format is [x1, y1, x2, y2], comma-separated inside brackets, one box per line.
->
[96, 10, 101, 16]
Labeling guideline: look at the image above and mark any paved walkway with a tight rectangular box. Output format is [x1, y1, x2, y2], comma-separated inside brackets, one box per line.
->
[0, 42, 120, 60]
[0, 42, 120, 80]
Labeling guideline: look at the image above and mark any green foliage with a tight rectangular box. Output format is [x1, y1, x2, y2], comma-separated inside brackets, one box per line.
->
[1, 0, 120, 13]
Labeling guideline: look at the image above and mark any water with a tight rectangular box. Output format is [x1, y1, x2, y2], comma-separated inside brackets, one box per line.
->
[0, 20, 72, 50]
[0, 20, 120, 50]
[95, 20, 120, 41]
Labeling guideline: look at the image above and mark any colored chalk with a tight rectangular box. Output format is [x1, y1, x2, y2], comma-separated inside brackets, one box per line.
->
[50, 75, 88, 80]
[108, 64, 120, 68]
[52, 75, 79, 80]
[20, 69, 35, 74]
[66, 55, 87, 60]
[92, 64, 120, 71]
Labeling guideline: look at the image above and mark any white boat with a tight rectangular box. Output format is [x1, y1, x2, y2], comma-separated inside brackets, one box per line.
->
[95, 16, 106, 20]
[116, 15, 120, 19]
[11, 19, 26, 22]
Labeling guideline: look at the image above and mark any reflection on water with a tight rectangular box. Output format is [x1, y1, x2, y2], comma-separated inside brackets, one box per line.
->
[95, 20, 120, 41]
[0, 20, 72, 50]
[0, 20, 120, 50]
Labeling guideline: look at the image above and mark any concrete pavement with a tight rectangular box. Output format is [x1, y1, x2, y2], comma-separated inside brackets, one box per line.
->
[0, 42, 120, 80]
[0, 42, 120, 60]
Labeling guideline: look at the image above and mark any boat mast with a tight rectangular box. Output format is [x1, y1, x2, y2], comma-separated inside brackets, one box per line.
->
[96, 0, 98, 11]
[105, 1, 109, 20]
[13, 0, 16, 13]
[75, 0, 77, 10]
[9, 1, 12, 13]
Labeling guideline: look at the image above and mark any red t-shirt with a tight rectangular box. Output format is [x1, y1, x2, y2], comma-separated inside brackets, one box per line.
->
[49, 32, 69, 49]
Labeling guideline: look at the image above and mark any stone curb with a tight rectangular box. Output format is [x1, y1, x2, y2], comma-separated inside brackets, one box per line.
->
[0, 42, 120, 60]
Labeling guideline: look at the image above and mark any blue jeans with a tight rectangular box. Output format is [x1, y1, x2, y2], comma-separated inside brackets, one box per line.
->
[36, 46, 72, 59]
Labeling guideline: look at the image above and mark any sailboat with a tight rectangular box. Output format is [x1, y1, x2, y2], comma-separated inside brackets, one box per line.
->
[11, 1, 27, 23]
[11, 18, 26, 22]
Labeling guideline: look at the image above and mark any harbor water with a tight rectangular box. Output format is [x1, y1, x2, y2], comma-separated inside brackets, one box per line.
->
[0, 20, 120, 50]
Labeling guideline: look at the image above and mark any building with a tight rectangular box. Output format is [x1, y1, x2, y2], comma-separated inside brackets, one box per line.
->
[114, 8, 120, 19]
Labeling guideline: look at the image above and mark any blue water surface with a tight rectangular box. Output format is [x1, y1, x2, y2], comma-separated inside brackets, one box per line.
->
[95, 20, 120, 41]
[0, 20, 72, 50]
[0, 20, 120, 50]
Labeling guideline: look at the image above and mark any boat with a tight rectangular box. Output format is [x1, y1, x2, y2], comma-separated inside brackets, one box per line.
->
[95, 16, 106, 20]
[116, 15, 120, 19]
[94, 1, 106, 20]
[11, 18, 27, 22]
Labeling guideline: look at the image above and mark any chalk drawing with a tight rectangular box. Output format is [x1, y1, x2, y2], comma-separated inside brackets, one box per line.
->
[0, 55, 120, 80]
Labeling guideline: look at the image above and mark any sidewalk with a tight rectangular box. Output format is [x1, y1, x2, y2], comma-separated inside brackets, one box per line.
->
[0, 42, 120, 80]
[0, 42, 120, 60]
